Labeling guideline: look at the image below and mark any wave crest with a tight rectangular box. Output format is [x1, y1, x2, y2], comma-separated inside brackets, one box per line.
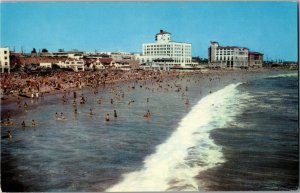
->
[106, 83, 244, 192]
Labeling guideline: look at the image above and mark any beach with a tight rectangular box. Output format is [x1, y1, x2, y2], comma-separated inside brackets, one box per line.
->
[1, 68, 298, 191]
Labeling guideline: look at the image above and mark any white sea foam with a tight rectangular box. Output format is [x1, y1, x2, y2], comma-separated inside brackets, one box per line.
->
[106, 83, 244, 192]
[267, 73, 298, 78]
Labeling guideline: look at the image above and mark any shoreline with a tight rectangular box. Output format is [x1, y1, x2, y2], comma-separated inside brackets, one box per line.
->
[0, 68, 292, 107]
[1, 70, 193, 105]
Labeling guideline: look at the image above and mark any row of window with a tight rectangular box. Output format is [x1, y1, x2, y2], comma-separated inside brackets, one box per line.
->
[215, 56, 248, 61]
[145, 47, 191, 51]
[139, 59, 191, 63]
[144, 45, 191, 50]
[66, 62, 84, 64]
[0, 62, 9, 66]
[144, 53, 191, 57]
[144, 48, 191, 52]
[144, 51, 191, 54]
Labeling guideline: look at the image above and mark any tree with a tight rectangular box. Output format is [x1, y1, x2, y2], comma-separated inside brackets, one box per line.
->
[31, 48, 37, 54]
[42, 48, 48, 53]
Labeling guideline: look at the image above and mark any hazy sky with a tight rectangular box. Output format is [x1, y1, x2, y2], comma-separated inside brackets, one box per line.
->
[1, 2, 298, 61]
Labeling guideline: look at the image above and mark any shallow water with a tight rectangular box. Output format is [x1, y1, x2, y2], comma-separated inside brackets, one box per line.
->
[1, 70, 298, 191]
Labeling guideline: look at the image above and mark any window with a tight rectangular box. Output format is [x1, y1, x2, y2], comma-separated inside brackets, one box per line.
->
[4, 51, 7, 54]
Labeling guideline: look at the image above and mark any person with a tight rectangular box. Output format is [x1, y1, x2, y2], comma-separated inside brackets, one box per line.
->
[90, 108, 94, 115]
[185, 98, 189, 105]
[6, 118, 11, 125]
[55, 112, 59, 118]
[24, 102, 28, 109]
[32, 120, 36, 127]
[111, 98, 114, 104]
[114, 110, 117, 118]
[73, 91, 77, 99]
[106, 114, 110, 121]
[144, 110, 151, 118]
[7, 111, 11, 119]
[80, 96, 85, 104]
[21, 121, 26, 127]
[4, 130, 12, 139]
[128, 100, 135, 105]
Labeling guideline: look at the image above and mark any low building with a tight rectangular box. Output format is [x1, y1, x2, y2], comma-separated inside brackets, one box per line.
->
[208, 41, 249, 68]
[111, 52, 135, 61]
[39, 62, 52, 68]
[90, 58, 105, 70]
[248, 52, 263, 68]
[57, 59, 85, 72]
[0, 48, 10, 73]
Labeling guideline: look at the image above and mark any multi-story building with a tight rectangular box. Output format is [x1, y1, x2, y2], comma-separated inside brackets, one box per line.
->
[136, 30, 192, 71]
[0, 48, 10, 73]
[248, 52, 263, 68]
[208, 41, 249, 68]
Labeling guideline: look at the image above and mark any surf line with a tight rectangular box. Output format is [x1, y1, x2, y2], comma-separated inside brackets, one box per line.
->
[267, 72, 298, 78]
[106, 83, 243, 192]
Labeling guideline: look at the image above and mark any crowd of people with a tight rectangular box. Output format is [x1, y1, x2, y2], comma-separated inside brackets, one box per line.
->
[0, 69, 189, 100]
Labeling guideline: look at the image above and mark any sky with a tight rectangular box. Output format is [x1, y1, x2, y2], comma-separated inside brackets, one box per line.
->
[0, 2, 298, 61]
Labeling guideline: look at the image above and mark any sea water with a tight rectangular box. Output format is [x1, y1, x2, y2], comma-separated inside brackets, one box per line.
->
[1, 70, 298, 191]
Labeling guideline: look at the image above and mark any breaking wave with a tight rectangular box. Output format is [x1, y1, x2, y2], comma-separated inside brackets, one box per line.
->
[106, 83, 244, 192]
[267, 73, 298, 79]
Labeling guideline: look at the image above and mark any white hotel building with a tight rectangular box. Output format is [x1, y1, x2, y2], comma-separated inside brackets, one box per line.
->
[0, 48, 10, 73]
[136, 30, 192, 71]
[208, 41, 249, 68]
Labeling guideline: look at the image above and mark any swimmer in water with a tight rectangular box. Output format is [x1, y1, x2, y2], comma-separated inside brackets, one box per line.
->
[60, 112, 66, 119]
[144, 110, 151, 118]
[3, 130, 12, 139]
[21, 121, 26, 127]
[185, 98, 189, 105]
[32, 120, 36, 127]
[114, 110, 117, 118]
[106, 114, 110, 121]
[6, 118, 11, 125]
[128, 100, 135, 105]
[90, 108, 94, 115]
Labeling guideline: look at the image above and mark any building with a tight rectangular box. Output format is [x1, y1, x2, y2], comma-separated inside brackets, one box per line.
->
[0, 48, 10, 73]
[57, 59, 85, 72]
[39, 62, 52, 68]
[52, 50, 84, 59]
[248, 52, 263, 68]
[208, 41, 249, 68]
[136, 30, 192, 71]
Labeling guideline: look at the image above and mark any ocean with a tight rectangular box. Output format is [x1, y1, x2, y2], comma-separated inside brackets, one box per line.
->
[1, 70, 298, 191]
